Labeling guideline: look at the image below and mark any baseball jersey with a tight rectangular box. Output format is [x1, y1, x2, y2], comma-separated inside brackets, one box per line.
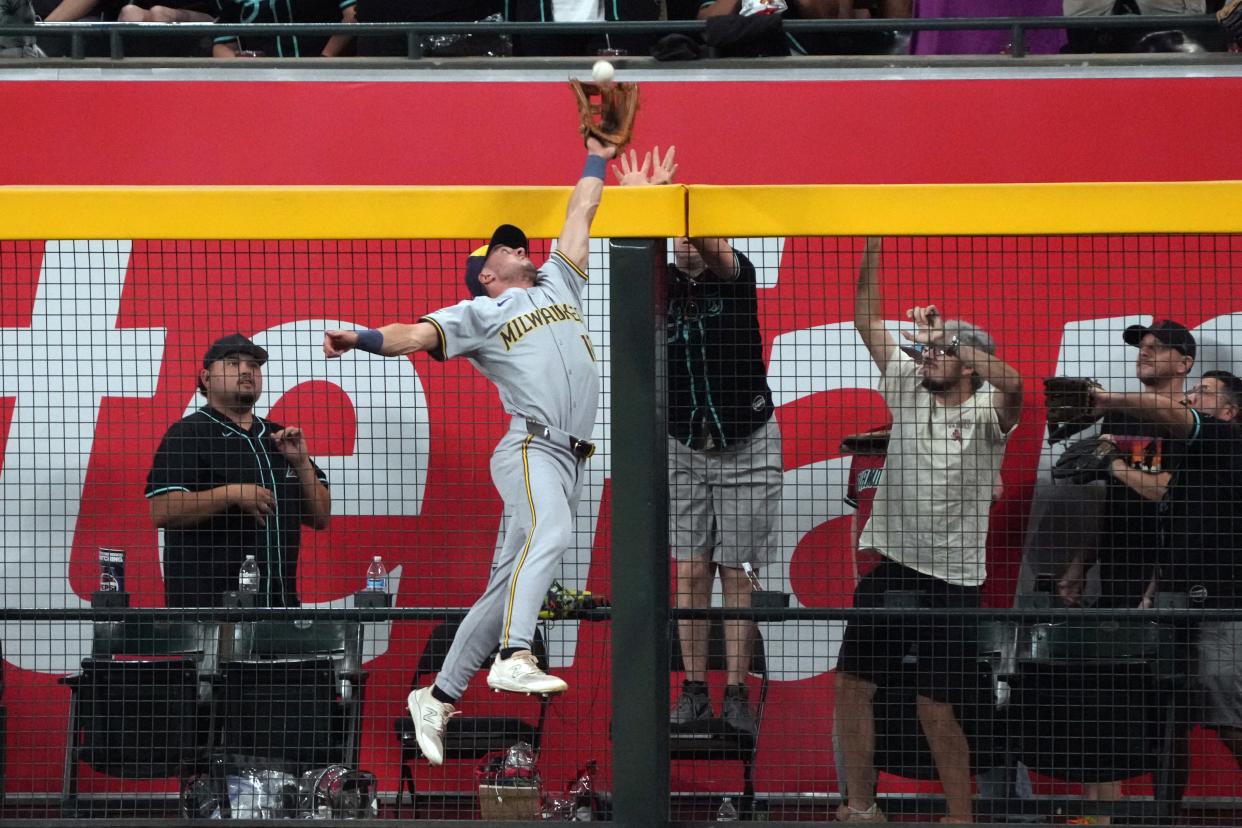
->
[858, 346, 1014, 587]
[666, 251, 774, 449]
[214, 0, 355, 57]
[1163, 410, 1242, 608]
[146, 406, 329, 607]
[421, 250, 599, 441]
[1097, 412, 1166, 607]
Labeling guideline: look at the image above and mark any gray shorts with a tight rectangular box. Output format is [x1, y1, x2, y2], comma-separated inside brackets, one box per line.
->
[1198, 621, 1242, 731]
[669, 419, 782, 569]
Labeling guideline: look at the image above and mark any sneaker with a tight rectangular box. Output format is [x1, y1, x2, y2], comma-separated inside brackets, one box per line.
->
[836, 802, 887, 823]
[722, 685, 756, 734]
[670, 685, 712, 726]
[407, 686, 457, 766]
[487, 650, 568, 695]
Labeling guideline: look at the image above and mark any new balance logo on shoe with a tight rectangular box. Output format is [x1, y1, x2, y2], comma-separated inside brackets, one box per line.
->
[407, 686, 457, 766]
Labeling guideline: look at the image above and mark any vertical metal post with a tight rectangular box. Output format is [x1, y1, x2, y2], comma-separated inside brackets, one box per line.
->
[1010, 23, 1027, 58]
[609, 237, 669, 828]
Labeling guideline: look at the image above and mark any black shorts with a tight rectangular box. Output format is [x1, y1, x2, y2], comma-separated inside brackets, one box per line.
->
[836, 560, 981, 705]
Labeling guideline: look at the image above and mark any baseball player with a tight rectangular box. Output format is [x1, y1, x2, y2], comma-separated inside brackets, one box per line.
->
[323, 133, 617, 766]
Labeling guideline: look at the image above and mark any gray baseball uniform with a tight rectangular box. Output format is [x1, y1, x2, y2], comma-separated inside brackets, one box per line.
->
[420, 249, 599, 698]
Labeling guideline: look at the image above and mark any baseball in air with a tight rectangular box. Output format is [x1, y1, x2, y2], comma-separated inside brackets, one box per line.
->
[592, 60, 615, 84]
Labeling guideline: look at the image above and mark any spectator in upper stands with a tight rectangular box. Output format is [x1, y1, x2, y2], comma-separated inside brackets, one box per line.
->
[1062, 0, 1226, 52]
[348, 0, 504, 57]
[505, 0, 662, 56]
[43, 0, 212, 22]
[818, 0, 914, 53]
[212, 0, 356, 56]
[37, 0, 215, 55]
[698, 0, 903, 55]
[1065, 0, 1205, 14]
[697, 0, 835, 56]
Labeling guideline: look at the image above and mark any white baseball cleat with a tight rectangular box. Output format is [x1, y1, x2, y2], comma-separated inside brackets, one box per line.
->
[407, 686, 456, 766]
[486, 650, 568, 695]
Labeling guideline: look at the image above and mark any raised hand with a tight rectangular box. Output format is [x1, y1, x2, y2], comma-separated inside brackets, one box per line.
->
[648, 145, 678, 185]
[612, 148, 653, 186]
[271, 427, 310, 468]
[900, 304, 944, 348]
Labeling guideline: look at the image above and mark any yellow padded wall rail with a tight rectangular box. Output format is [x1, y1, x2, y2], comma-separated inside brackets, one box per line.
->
[0, 186, 687, 240]
[686, 182, 1242, 237]
[6, 181, 1242, 240]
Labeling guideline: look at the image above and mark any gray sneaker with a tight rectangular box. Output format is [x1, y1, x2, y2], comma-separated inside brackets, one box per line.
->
[670, 686, 712, 726]
[722, 686, 756, 734]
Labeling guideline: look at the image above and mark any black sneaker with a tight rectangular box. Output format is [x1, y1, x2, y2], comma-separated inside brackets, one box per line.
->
[670, 685, 712, 726]
[722, 685, 756, 734]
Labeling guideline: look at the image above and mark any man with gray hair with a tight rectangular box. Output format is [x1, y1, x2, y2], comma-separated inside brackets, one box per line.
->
[834, 237, 1023, 824]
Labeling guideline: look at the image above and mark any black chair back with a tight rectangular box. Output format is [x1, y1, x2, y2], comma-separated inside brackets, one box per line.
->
[73, 657, 202, 778]
[1005, 659, 1162, 783]
[217, 657, 340, 769]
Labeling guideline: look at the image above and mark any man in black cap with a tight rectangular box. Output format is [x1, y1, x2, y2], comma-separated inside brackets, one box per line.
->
[1059, 319, 1197, 609]
[146, 333, 330, 607]
[1056, 318, 1195, 808]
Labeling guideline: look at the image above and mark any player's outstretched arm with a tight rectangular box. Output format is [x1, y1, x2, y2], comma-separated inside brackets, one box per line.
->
[558, 135, 618, 272]
[854, 237, 895, 374]
[323, 322, 439, 358]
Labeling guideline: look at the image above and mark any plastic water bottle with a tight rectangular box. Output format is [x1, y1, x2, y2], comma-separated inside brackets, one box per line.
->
[716, 796, 738, 822]
[365, 556, 388, 593]
[238, 555, 260, 594]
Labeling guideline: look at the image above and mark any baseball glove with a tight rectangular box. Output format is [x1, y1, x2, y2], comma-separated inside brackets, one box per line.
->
[1044, 376, 1103, 444]
[569, 78, 639, 148]
[1219, 0, 1242, 44]
[1052, 436, 1121, 485]
[840, 428, 891, 456]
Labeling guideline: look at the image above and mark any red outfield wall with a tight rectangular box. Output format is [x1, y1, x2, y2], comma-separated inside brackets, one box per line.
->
[3, 73, 1242, 800]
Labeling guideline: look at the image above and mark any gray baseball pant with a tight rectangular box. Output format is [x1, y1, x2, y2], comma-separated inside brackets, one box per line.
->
[434, 426, 583, 699]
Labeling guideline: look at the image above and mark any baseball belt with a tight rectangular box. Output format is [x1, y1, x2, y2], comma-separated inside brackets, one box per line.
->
[524, 417, 596, 461]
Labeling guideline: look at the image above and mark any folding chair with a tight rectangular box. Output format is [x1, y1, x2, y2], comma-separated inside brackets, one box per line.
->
[215, 620, 367, 774]
[394, 619, 551, 819]
[59, 619, 217, 817]
[669, 618, 769, 819]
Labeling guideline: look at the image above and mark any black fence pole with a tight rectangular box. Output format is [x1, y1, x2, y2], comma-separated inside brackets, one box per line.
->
[609, 237, 670, 828]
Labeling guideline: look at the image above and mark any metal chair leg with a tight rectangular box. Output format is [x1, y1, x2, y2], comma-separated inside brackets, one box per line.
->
[398, 761, 417, 819]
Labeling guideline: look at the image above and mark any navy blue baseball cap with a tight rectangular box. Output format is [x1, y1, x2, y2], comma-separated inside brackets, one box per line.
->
[202, 333, 268, 368]
[1123, 319, 1196, 360]
[464, 224, 529, 298]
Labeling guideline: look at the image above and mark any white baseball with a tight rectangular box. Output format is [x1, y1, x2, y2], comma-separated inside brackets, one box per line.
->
[591, 60, 615, 84]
